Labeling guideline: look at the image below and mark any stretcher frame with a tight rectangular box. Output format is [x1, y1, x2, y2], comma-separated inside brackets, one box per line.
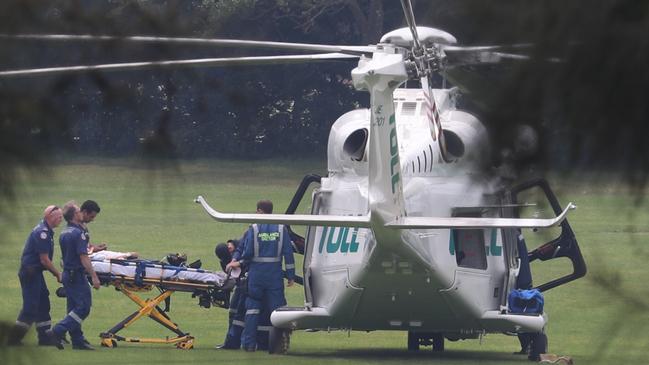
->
[96, 272, 231, 350]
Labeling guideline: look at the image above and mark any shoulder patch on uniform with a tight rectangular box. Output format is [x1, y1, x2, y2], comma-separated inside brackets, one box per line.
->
[40, 232, 47, 240]
[80, 232, 86, 240]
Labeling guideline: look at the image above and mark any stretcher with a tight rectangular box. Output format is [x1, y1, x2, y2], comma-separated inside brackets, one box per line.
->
[91, 258, 236, 349]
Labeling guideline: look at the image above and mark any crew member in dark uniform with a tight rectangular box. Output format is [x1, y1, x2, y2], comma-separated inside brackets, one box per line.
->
[216, 238, 250, 349]
[50, 201, 100, 350]
[228, 200, 295, 352]
[8, 205, 63, 346]
[215, 239, 239, 271]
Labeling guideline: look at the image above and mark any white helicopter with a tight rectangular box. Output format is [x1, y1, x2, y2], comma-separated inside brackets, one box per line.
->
[0, 0, 586, 358]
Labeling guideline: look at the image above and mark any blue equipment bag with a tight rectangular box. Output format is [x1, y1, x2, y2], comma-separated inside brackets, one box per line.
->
[508, 289, 544, 314]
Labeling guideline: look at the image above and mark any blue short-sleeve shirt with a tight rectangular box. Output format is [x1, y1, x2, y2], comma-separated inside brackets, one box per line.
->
[20, 220, 54, 270]
[60, 223, 90, 270]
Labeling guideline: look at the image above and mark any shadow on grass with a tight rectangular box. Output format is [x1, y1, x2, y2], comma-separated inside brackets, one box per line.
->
[287, 348, 527, 363]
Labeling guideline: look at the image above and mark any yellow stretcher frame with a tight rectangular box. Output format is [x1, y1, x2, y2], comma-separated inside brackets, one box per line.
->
[98, 275, 223, 350]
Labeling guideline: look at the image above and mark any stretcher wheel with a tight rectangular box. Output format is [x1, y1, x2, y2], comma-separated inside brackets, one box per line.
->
[101, 338, 117, 348]
[176, 339, 194, 350]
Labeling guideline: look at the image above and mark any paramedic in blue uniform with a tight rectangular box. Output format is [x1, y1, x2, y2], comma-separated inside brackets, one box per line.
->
[215, 239, 249, 349]
[50, 201, 101, 350]
[80, 200, 108, 254]
[8, 205, 63, 346]
[513, 229, 546, 360]
[227, 200, 295, 352]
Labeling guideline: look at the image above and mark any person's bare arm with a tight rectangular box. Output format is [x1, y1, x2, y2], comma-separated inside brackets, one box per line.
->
[89, 243, 107, 252]
[80, 254, 100, 289]
[226, 260, 241, 271]
[39, 253, 61, 283]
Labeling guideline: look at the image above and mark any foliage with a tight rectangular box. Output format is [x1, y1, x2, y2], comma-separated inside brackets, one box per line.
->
[0, 0, 378, 161]
[1, 0, 649, 202]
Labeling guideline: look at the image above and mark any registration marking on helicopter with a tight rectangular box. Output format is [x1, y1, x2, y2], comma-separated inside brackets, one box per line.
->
[317, 227, 364, 254]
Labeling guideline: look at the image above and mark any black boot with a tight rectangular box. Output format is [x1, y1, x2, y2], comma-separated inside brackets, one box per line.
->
[215, 335, 240, 350]
[42, 329, 65, 350]
[528, 332, 548, 361]
[7, 324, 29, 346]
[72, 341, 95, 350]
[514, 333, 532, 355]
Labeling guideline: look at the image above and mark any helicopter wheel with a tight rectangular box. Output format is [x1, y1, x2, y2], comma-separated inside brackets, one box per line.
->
[268, 327, 290, 354]
[407, 331, 419, 351]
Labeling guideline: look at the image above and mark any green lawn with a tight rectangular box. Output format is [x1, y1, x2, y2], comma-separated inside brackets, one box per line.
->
[0, 158, 647, 364]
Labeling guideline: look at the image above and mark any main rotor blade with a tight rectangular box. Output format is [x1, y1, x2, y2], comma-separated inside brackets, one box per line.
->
[0, 53, 358, 78]
[0, 33, 376, 56]
[442, 46, 535, 66]
[399, 0, 421, 51]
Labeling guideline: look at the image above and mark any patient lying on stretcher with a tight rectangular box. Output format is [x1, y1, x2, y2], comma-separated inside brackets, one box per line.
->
[89, 248, 139, 260]
[90, 251, 237, 287]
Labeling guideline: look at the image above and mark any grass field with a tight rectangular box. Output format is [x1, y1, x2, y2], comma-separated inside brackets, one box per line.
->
[0, 158, 647, 365]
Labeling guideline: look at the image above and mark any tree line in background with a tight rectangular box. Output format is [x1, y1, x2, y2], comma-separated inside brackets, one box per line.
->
[0, 0, 648, 176]
[0, 0, 399, 160]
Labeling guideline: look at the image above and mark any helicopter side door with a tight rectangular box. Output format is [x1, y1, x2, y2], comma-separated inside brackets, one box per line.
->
[508, 178, 587, 293]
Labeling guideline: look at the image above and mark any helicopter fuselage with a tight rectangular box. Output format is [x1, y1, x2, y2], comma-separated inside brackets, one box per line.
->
[273, 87, 544, 336]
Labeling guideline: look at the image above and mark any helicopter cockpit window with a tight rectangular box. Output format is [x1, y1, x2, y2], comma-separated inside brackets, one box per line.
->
[453, 229, 487, 270]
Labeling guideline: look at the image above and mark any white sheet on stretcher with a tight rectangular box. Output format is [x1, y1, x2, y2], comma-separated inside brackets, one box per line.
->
[91, 259, 237, 287]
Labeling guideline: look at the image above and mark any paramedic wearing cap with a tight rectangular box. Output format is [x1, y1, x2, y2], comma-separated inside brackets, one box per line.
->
[227, 200, 295, 352]
[51, 201, 100, 350]
[8, 205, 63, 346]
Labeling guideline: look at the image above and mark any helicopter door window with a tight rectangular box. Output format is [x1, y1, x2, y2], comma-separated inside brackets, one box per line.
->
[453, 229, 487, 270]
[451, 209, 488, 270]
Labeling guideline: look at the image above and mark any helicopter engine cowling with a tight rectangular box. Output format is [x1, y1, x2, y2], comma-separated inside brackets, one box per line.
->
[440, 110, 490, 165]
[399, 109, 490, 175]
[327, 109, 371, 175]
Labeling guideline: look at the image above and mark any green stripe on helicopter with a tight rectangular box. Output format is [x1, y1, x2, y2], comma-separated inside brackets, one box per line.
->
[389, 114, 400, 194]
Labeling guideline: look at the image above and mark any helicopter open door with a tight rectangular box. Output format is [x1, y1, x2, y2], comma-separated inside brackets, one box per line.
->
[508, 178, 587, 292]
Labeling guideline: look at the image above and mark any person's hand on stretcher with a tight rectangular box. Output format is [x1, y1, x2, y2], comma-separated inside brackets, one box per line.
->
[224, 260, 242, 279]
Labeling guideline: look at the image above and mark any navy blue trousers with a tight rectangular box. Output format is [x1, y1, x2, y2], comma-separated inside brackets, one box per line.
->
[223, 285, 246, 348]
[242, 283, 285, 350]
[53, 271, 92, 346]
[17, 268, 51, 340]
